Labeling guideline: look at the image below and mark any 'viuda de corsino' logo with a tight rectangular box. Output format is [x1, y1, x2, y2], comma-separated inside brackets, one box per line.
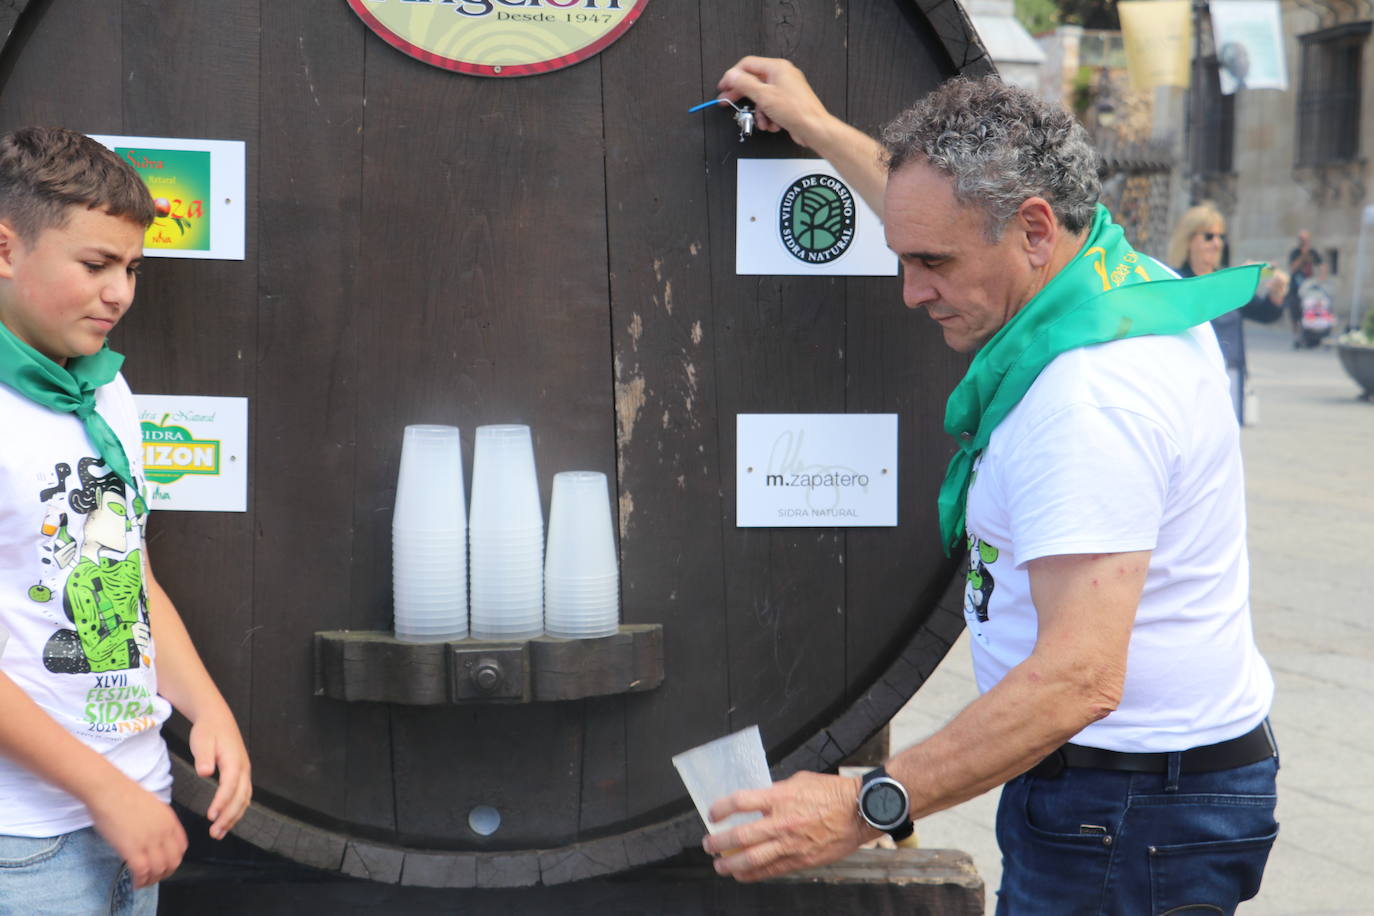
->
[778, 173, 856, 264]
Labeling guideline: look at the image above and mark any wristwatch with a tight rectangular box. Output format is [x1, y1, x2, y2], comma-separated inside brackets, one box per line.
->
[857, 766, 913, 841]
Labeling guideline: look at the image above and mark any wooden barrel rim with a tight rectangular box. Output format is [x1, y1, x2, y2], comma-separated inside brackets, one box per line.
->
[171, 569, 964, 888]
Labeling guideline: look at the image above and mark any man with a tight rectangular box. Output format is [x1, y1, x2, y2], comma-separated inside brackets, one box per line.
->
[1286, 229, 1325, 347]
[700, 58, 1279, 911]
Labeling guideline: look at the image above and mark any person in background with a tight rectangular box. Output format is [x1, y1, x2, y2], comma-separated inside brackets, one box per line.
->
[699, 57, 1280, 913]
[1286, 229, 1324, 347]
[0, 127, 252, 915]
[1167, 202, 1287, 425]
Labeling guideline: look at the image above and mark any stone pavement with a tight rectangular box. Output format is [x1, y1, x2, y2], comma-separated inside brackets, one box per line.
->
[889, 319, 1374, 913]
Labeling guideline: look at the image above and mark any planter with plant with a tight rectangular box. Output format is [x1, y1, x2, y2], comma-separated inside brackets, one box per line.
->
[1336, 308, 1374, 399]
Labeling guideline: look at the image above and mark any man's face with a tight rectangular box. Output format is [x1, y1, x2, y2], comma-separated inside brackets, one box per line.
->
[1298, 230, 1311, 248]
[884, 161, 1038, 353]
[0, 206, 144, 366]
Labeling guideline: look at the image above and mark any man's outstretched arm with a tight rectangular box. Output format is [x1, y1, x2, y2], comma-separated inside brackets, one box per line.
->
[702, 550, 1148, 882]
[716, 57, 889, 219]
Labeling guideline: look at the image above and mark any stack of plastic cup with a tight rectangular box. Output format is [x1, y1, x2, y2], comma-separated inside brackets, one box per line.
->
[468, 425, 544, 640]
[544, 471, 619, 639]
[392, 425, 467, 643]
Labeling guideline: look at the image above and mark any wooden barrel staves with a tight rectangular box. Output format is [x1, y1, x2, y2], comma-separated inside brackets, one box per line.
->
[0, 0, 990, 889]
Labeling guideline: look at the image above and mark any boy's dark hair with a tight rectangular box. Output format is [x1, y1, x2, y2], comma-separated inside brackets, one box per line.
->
[0, 127, 155, 242]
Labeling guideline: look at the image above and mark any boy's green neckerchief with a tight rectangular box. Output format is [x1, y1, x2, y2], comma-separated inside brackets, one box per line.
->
[0, 322, 139, 492]
[938, 203, 1261, 554]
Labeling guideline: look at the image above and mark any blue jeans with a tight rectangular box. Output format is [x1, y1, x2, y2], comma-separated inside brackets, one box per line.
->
[0, 827, 158, 915]
[995, 757, 1278, 915]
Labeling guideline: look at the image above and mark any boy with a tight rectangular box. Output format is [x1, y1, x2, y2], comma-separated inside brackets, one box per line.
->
[0, 127, 250, 914]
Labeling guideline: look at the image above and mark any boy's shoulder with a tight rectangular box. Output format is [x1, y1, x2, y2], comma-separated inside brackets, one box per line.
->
[0, 374, 136, 477]
[0, 371, 132, 413]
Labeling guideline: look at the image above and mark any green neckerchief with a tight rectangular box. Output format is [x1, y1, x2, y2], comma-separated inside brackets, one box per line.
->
[0, 322, 139, 492]
[938, 204, 1260, 554]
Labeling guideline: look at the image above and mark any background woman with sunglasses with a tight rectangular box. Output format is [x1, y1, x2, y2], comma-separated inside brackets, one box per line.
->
[1167, 201, 1289, 425]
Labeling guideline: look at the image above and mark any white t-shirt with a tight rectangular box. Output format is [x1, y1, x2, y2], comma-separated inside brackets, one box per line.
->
[962, 323, 1273, 753]
[0, 375, 173, 836]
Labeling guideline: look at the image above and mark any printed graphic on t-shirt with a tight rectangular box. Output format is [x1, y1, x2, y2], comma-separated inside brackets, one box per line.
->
[964, 533, 999, 646]
[25, 457, 157, 737]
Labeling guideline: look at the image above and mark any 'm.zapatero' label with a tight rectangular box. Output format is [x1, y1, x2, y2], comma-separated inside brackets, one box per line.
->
[778, 173, 856, 264]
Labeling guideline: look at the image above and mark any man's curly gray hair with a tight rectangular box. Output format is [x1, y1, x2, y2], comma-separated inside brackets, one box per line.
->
[880, 77, 1100, 240]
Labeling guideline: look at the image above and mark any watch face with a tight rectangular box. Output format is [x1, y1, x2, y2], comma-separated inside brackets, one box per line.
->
[863, 782, 906, 826]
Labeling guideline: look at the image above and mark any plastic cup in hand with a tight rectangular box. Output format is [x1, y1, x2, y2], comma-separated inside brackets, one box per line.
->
[671, 725, 772, 835]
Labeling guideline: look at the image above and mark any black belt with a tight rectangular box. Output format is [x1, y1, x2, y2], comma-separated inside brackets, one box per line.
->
[1028, 720, 1277, 780]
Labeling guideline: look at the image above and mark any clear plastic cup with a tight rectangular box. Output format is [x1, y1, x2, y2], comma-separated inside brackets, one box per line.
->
[670, 725, 772, 834]
[469, 533, 542, 547]
[393, 554, 466, 567]
[395, 579, 464, 593]
[470, 610, 541, 623]
[394, 590, 467, 604]
[470, 533, 540, 547]
[469, 601, 541, 614]
[546, 598, 617, 612]
[467, 527, 543, 541]
[545, 581, 618, 598]
[394, 537, 466, 551]
[470, 576, 544, 594]
[471, 575, 544, 590]
[394, 581, 467, 595]
[394, 560, 466, 573]
[471, 573, 542, 587]
[394, 594, 465, 609]
[393, 425, 466, 533]
[470, 608, 541, 622]
[469, 550, 543, 565]
[394, 560, 465, 573]
[545, 602, 617, 614]
[470, 600, 542, 614]
[395, 620, 466, 639]
[395, 629, 466, 644]
[469, 425, 542, 533]
[396, 614, 469, 625]
[544, 472, 617, 580]
[469, 581, 541, 595]
[394, 576, 466, 589]
[545, 572, 617, 586]
[545, 624, 617, 639]
[470, 624, 543, 641]
[394, 529, 466, 542]
[395, 621, 468, 633]
[470, 592, 542, 608]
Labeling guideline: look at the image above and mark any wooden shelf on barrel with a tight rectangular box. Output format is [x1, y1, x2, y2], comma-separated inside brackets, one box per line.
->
[313, 624, 663, 705]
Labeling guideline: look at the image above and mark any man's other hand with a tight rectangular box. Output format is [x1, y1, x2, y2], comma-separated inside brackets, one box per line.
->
[716, 57, 834, 149]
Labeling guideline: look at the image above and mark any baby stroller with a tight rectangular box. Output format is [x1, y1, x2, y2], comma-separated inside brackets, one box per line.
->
[1298, 278, 1335, 348]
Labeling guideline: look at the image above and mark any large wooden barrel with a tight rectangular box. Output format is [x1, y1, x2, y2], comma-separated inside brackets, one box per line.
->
[0, 0, 990, 888]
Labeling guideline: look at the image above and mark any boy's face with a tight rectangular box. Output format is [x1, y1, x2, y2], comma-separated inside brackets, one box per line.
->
[0, 206, 144, 365]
